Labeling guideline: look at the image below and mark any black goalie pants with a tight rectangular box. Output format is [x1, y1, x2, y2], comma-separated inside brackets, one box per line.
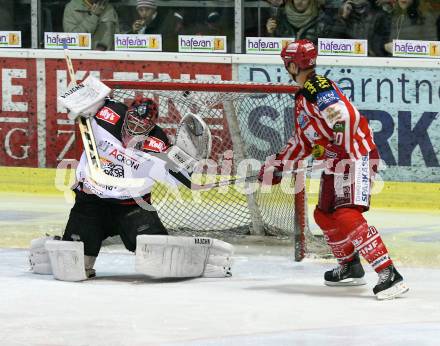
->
[63, 190, 168, 257]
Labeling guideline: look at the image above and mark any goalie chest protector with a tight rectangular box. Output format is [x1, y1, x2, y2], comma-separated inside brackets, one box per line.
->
[75, 100, 174, 200]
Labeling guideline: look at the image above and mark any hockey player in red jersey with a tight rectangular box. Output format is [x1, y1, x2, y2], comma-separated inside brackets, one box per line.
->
[259, 39, 408, 300]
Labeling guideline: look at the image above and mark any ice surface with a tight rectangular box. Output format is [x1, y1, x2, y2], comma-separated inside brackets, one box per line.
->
[1, 247, 440, 346]
[1, 193, 440, 345]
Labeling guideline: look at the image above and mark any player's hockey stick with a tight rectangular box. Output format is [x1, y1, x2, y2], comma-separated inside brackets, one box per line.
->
[63, 45, 144, 188]
[167, 166, 306, 191]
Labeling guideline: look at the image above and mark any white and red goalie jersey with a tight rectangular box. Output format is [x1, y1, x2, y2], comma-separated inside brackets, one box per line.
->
[277, 74, 376, 165]
[74, 99, 182, 202]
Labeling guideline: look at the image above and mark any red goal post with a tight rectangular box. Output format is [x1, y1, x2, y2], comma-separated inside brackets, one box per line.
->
[103, 79, 324, 261]
[104, 79, 299, 94]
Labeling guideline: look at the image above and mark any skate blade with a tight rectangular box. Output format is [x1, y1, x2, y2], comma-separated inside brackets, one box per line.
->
[325, 277, 366, 287]
[375, 281, 409, 300]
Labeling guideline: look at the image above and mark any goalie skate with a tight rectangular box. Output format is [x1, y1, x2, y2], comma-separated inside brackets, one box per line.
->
[324, 253, 366, 286]
[374, 265, 409, 300]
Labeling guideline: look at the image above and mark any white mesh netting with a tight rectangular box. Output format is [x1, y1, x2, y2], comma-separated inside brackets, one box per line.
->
[107, 80, 328, 259]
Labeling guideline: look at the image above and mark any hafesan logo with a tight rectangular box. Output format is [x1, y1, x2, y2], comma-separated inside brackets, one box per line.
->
[245, 37, 294, 54]
[44, 32, 91, 50]
[114, 34, 162, 51]
[178, 35, 227, 53]
[392, 40, 440, 58]
[0, 31, 21, 47]
[318, 38, 367, 56]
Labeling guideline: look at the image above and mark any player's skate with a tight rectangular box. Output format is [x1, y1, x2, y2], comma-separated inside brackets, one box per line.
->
[324, 253, 366, 286]
[373, 265, 409, 300]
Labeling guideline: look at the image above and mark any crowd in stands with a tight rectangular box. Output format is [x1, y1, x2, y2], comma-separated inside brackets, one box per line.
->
[1, 0, 439, 55]
[60, 0, 231, 51]
[265, 0, 440, 56]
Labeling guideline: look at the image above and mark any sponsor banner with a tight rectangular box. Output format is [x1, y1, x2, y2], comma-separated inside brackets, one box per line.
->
[318, 38, 367, 56]
[44, 32, 91, 50]
[246, 37, 294, 54]
[0, 59, 38, 167]
[114, 34, 162, 51]
[238, 63, 440, 182]
[2, 54, 440, 184]
[0, 31, 21, 48]
[44, 59, 232, 167]
[178, 35, 226, 53]
[392, 40, 440, 58]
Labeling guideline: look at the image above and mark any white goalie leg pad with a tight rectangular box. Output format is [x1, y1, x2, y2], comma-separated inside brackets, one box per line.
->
[45, 240, 87, 282]
[135, 235, 234, 278]
[136, 235, 208, 278]
[29, 236, 55, 274]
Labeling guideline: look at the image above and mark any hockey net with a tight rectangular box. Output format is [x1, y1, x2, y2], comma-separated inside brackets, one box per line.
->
[103, 79, 328, 261]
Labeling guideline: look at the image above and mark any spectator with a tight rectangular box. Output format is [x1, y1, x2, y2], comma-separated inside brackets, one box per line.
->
[128, 0, 185, 52]
[265, 0, 321, 44]
[160, 9, 187, 51]
[129, 0, 160, 34]
[189, 8, 235, 52]
[384, 0, 439, 54]
[318, 0, 391, 56]
[63, 0, 119, 51]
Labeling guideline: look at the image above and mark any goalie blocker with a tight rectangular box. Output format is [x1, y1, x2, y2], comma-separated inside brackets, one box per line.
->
[29, 235, 233, 281]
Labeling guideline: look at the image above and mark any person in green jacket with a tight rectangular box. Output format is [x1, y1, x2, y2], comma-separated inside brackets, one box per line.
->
[265, 0, 321, 43]
[63, 0, 120, 51]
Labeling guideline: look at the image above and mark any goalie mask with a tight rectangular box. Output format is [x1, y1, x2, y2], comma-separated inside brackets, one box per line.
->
[122, 97, 158, 148]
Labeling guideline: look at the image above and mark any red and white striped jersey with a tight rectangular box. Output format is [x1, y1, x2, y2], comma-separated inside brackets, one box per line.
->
[277, 74, 376, 164]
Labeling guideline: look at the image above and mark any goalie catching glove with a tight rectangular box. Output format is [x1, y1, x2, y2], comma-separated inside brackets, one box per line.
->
[166, 113, 212, 173]
[135, 235, 233, 278]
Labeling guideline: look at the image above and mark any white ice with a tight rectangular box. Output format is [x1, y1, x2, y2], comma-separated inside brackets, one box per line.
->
[1, 194, 440, 345]
[1, 246, 440, 346]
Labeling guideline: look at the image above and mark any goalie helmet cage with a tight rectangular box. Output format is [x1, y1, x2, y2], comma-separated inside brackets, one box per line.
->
[104, 79, 326, 261]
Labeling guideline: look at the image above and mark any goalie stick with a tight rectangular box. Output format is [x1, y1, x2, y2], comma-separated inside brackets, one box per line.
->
[63, 46, 144, 188]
